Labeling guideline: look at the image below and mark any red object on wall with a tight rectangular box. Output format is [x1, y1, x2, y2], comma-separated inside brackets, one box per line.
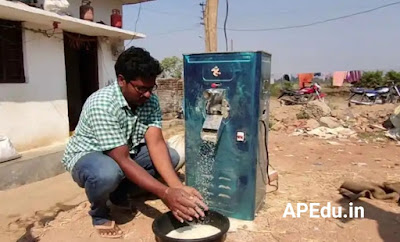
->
[111, 9, 122, 28]
[80, 0, 94, 21]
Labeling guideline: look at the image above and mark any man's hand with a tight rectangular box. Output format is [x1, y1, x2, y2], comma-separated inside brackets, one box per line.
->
[162, 187, 209, 223]
[180, 186, 208, 215]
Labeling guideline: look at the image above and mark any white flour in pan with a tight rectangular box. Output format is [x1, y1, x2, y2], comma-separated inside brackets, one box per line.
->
[166, 224, 221, 239]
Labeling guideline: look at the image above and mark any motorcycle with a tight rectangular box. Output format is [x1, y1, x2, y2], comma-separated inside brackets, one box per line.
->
[348, 80, 400, 107]
[388, 80, 400, 103]
[278, 82, 326, 105]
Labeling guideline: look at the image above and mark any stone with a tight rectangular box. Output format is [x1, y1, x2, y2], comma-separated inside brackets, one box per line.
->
[290, 129, 305, 136]
[308, 127, 337, 139]
[320, 117, 341, 129]
[268, 170, 278, 182]
[356, 117, 369, 125]
[292, 120, 307, 128]
[274, 112, 290, 122]
[380, 112, 389, 118]
[327, 141, 341, 145]
[331, 110, 340, 118]
[271, 122, 285, 131]
[301, 100, 331, 120]
[335, 127, 357, 137]
[365, 127, 374, 133]
[305, 119, 320, 130]
[307, 126, 356, 139]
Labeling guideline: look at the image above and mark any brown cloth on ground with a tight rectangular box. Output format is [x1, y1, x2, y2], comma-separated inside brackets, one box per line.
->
[339, 180, 400, 204]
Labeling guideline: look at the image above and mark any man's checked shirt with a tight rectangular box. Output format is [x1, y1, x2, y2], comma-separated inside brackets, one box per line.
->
[62, 81, 162, 172]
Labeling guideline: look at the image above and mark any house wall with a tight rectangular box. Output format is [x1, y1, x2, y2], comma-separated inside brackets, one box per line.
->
[0, 22, 69, 151]
[155, 79, 184, 120]
[35, 0, 125, 87]
[98, 37, 118, 88]
[0, 1, 135, 151]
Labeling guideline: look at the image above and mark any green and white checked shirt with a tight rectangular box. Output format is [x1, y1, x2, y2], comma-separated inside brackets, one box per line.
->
[62, 81, 162, 172]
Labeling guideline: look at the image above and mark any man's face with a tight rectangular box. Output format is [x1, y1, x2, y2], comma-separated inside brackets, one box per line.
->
[117, 75, 157, 107]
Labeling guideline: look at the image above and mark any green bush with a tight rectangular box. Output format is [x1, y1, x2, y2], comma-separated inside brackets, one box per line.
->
[385, 70, 400, 82]
[282, 81, 295, 91]
[354, 71, 385, 88]
[270, 83, 282, 97]
[353, 70, 400, 88]
[270, 81, 295, 97]
[296, 109, 310, 120]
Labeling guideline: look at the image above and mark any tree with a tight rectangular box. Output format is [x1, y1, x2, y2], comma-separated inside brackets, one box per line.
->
[385, 70, 400, 82]
[354, 71, 385, 88]
[160, 56, 183, 79]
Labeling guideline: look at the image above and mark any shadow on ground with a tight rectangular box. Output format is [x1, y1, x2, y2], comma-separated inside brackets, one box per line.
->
[337, 198, 400, 242]
[13, 203, 77, 242]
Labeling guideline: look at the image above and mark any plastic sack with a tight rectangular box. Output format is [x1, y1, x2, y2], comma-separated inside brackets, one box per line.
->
[167, 134, 185, 171]
[43, 0, 70, 14]
[386, 128, 400, 141]
[0, 135, 21, 163]
[390, 105, 400, 128]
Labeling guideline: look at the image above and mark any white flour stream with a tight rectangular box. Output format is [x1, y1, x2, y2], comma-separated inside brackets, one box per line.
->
[166, 224, 221, 239]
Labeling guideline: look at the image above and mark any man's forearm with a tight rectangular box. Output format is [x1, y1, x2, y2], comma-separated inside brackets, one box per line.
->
[149, 141, 183, 188]
[107, 144, 169, 198]
[119, 157, 169, 198]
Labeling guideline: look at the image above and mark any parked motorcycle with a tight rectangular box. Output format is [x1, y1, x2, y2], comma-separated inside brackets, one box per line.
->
[348, 80, 400, 107]
[388, 80, 400, 103]
[278, 82, 326, 105]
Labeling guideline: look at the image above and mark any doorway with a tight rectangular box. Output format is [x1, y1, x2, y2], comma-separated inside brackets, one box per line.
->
[63, 32, 99, 132]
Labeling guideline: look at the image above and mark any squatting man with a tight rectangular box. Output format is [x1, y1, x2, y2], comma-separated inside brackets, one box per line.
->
[62, 47, 208, 238]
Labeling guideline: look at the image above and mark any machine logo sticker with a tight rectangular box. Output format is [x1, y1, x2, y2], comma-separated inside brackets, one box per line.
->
[211, 66, 221, 77]
[236, 132, 245, 142]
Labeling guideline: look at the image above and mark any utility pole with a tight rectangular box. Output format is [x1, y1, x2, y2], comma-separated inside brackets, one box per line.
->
[203, 0, 218, 52]
[200, 2, 209, 52]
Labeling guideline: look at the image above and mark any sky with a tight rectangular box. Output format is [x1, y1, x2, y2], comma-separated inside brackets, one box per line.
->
[123, 0, 400, 75]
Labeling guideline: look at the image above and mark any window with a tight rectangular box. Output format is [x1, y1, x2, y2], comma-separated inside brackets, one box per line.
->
[0, 19, 25, 83]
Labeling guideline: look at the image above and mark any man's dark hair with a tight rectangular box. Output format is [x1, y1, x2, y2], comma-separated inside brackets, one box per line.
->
[114, 46, 163, 82]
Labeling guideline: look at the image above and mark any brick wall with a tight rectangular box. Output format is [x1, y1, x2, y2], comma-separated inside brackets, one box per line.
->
[155, 78, 183, 120]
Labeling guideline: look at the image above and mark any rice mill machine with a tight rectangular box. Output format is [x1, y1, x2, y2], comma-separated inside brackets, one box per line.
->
[183, 51, 272, 221]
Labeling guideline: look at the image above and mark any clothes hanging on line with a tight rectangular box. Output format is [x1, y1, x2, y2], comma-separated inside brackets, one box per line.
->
[345, 70, 362, 83]
[332, 71, 348, 87]
[298, 73, 314, 88]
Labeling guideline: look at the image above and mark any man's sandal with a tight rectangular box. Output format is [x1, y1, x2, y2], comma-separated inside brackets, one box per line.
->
[94, 221, 123, 239]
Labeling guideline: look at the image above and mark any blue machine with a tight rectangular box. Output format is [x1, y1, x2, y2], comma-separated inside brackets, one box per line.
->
[183, 51, 271, 221]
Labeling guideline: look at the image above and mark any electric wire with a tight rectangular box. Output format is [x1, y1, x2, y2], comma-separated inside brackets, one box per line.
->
[148, 26, 201, 36]
[134, 3, 142, 33]
[125, 3, 142, 48]
[219, 1, 400, 32]
[141, 7, 195, 17]
[223, 0, 229, 51]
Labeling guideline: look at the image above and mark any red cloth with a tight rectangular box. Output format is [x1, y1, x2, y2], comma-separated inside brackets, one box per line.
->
[298, 73, 314, 88]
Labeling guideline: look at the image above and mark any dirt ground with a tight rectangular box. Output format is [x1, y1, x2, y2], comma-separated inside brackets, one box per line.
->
[1, 98, 400, 242]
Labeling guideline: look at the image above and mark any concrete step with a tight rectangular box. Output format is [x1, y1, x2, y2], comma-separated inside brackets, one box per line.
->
[0, 120, 185, 191]
[0, 143, 66, 190]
